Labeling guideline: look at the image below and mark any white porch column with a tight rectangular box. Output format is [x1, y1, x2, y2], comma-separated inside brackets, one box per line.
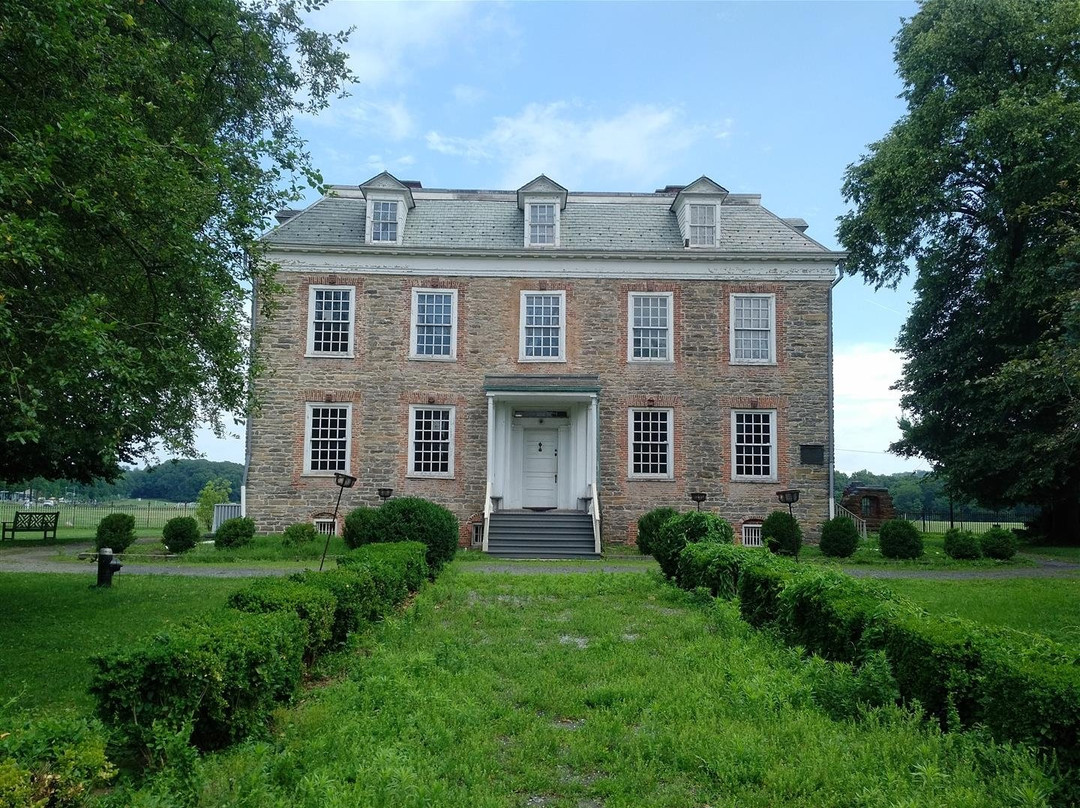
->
[484, 394, 494, 551]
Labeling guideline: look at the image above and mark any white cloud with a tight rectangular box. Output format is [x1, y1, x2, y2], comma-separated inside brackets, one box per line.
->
[833, 343, 925, 474]
[452, 84, 487, 105]
[425, 102, 731, 189]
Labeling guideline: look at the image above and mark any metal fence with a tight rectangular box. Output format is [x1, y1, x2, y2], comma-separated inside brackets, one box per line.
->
[0, 502, 199, 530]
[212, 503, 242, 532]
[900, 510, 1033, 534]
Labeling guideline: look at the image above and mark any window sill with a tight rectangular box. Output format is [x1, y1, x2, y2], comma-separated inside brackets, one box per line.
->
[730, 359, 777, 367]
[518, 357, 567, 363]
[408, 355, 457, 362]
[406, 473, 456, 480]
[301, 471, 351, 478]
[731, 477, 779, 484]
[627, 476, 675, 482]
[304, 352, 355, 359]
[628, 358, 674, 365]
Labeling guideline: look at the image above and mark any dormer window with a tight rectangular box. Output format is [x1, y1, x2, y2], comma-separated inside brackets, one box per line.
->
[528, 203, 557, 246]
[371, 200, 398, 242]
[689, 204, 716, 247]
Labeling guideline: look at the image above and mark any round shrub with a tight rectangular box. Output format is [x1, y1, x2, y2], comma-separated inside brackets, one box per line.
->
[215, 516, 256, 549]
[762, 510, 802, 558]
[162, 516, 201, 553]
[943, 528, 981, 560]
[343, 506, 380, 549]
[980, 526, 1017, 560]
[95, 512, 136, 552]
[878, 519, 923, 559]
[651, 511, 734, 579]
[818, 516, 859, 558]
[282, 522, 319, 547]
[350, 497, 458, 572]
[636, 506, 678, 556]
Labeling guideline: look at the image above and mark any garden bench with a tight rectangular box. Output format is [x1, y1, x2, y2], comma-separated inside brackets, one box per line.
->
[1, 511, 60, 542]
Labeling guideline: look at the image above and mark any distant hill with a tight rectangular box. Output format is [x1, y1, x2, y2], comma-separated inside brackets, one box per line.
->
[3, 459, 243, 503]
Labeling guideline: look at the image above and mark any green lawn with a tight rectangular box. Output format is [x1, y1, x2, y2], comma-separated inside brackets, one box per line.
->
[139, 566, 1051, 807]
[0, 573, 250, 714]
[882, 577, 1080, 645]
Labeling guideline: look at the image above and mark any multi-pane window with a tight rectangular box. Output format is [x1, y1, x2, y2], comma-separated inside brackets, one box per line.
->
[305, 405, 350, 474]
[629, 293, 672, 361]
[409, 406, 454, 477]
[371, 200, 398, 242]
[731, 294, 775, 363]
[742, 522, 763, 547]
[529, 203, 556, 245]
[732, 410, 776, 480]
[629, 408, 673, 478]
[411, 289, 456, 359]
[307, 287, 353, 355]
[520, 291, 565, 360]
[689, 204, 716, 246]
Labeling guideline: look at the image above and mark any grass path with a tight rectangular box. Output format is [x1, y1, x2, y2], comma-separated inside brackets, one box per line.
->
[161, 566, 1050, 808]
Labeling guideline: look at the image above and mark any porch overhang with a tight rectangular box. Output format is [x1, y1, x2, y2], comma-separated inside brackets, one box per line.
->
[484, 374, 601, 394]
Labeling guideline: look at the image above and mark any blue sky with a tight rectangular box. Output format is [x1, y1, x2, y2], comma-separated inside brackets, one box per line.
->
[194, 0, 925, 475]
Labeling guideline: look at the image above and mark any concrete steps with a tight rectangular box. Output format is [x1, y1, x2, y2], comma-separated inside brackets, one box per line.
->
[486, 511, 598, 559]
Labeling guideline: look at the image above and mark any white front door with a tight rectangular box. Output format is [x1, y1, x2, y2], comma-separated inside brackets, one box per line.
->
[523, 428, 558, 508]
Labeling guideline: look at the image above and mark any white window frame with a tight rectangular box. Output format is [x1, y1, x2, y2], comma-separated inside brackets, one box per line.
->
[303, 403, 352, 476]
[729, 293, 776, 365]
[305, 285, 354, 358]
[627, 408, 675, 480]
[407, 404, 456, 479]
[741, 522, 763, 547]
[524, 199, 560, 247]
[409, 288, 458, 361]
[518, 290, 566, 362]
[688, 203, 717, 247]
[627, 292, 673, 363]
[366, 197, 402, 245]
[731, 409, 778, 482]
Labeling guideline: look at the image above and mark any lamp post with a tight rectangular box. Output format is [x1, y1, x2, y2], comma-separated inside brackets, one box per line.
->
[689, 492, 707, 511]
[319, 472, 357, 571]
[776, 489, 800, 517]
[377, 487, 394, 504]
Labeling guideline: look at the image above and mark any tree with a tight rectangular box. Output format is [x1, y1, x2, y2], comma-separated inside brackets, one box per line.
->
[838, 0, 1080, 543]
[195, 478, 231, 531]
[0, 0, 353, 483]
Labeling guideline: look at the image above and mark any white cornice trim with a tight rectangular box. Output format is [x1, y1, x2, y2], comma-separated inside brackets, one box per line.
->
[264, 250, 840, 282]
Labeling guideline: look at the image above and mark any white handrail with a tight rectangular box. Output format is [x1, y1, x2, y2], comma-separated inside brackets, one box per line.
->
[482, 479, 492, 552]
[589, 483, 601, 554]
[837, 503, 867, 538]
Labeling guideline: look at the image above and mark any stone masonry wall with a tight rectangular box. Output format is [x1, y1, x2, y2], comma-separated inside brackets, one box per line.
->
[246, 270, 832, 546]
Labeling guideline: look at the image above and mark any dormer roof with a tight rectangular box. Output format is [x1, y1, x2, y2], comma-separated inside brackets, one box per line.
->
[669, 176, 729, 211]
[359, 171, 416, 209]
[517, 175, 568, 210]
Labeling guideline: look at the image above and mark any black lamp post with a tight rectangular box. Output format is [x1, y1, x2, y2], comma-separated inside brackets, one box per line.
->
[377, 487, 393, 504]
[689, 492, 707, 511]
[319, 472, 357, 571]
[776, 489, 800, 517]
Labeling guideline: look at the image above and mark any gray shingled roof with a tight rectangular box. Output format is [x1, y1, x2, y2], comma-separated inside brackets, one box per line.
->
[264, 194, 829, 253]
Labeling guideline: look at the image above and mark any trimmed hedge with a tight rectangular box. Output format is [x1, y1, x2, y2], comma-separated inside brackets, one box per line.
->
[762, 510, 802, 558]
[636, 506, 678, 556]
[673, 548, 1080, 804]
[337, 541, 429, 611]
[652, 511, 734, 579]
[162, 516, 201, 553]
[227, 579, 337, 660]
[95, 512, 136, 553]
[214, 516, 255, 549]
[290, 566, 379, 643]
[943, 528, 981, 560]
[343, 497, 457, 572]
[282, 521, 319, 546]
[91, 611, 304, 754]
[818, 516, 859, 558]
[878, 518, 923, 559]
[980, 526, 1017, 560]
[0, 714, 115, 806]
[676, 542, 771, 599]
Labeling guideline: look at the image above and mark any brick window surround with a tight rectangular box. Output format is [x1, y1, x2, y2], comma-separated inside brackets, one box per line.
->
[410, 288, 458, 360]
[628, 292, 673, 362]
[519, 290, 566, 361]
[628, 408, 674, 479]
[730, 293, 776, 365]
[408, 405, 455, 478]
[731, 409, 777, 481]
[304, 403, 352, 475]
[306, 285, 354, 357]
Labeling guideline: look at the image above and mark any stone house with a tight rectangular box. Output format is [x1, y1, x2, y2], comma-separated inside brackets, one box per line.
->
[839, 484, 896, 533]
[245, 173, 844, 557]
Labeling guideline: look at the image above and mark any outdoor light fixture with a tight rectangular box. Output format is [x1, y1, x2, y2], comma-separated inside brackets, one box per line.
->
[776, 489, 800, 517]
[690, 492, 707, 511]
[319, 472, 358, 572]
[377, 487, 393, 503]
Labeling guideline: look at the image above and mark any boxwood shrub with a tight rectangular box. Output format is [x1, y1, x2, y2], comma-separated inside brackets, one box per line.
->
[282, 521, 319, 546]
[635, 506, 677, 556]
[738, 562, 794, 628]
[0, 714, 115, 806]
[338, 541, 429, 613]
[651, 511, 734, 579]
[878, 518, 923, 559]
[162, 516, 201, 554]
[227, 578, 336, 660]
[676, 542, 771, 599]
[762, 510, 802, 558]
[818, 516, 859, 558]
[778, 570, 888, 663]
[214, 516, 255, 549]
[343, 497, 457, 572]
[95, 512, 137, 553]
[943, 528, 981, 560]
[980, 526, 1017, 560]
[91, 611, 304, 754]
[290, 566, 379, 643]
